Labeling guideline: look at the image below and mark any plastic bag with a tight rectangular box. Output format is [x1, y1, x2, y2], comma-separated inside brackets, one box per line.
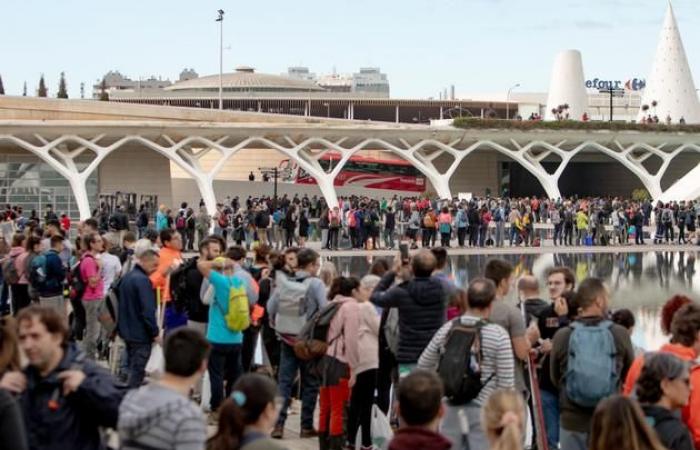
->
[200, 370, 211, 411]
[371, 404, 393, 450]
[145, 343, 164, 377]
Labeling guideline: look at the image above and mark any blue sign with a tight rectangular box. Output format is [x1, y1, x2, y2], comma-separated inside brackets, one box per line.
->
[585, 78, 646, 91]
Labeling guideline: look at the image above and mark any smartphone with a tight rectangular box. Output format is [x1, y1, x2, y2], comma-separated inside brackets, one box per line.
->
[399, 243, 409, 262]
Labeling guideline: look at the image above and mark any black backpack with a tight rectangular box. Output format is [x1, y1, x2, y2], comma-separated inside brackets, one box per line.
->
[170, 257, 197, 313]
[437, 319, 493, 405]
[293, 302, 343, 361]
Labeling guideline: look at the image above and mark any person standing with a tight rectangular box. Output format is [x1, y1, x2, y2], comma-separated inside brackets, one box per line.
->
[80, 233, 105, 360]
[195, 206, 211, 248]
[550, 278, 635, 450]
[150, 229, 184, 332]
[117, 249, 160, 388]
[5, 234, 30, 315]
[328, 206, 341, 250]
[35, 236, 67, 317]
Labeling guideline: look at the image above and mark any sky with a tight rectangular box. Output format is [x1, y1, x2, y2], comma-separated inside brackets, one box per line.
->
[1, 0, 700, 99]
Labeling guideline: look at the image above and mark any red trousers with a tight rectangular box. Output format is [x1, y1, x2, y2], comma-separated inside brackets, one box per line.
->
[318, 378, 350, 437]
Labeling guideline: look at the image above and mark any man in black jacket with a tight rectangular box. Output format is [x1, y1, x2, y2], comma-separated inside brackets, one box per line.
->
[370, 250, 446, 376]
[117, 249, 160, 388]
[0, 305, 124, 450]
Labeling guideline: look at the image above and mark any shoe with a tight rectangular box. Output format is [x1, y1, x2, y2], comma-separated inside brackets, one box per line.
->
[271, 425, 284, 439]
[300, 428, 320, 438]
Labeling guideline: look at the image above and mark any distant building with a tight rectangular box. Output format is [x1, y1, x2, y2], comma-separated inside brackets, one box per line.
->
[178, 68, 199, 82]
[92, 70, 172, 99]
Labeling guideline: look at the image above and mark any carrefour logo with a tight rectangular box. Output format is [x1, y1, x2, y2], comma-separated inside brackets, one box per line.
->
[585, 78, 646, 91]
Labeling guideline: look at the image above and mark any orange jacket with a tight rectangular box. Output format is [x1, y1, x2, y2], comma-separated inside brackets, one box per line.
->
[149, 247, 182, 303]
[624, 343, 700, 448]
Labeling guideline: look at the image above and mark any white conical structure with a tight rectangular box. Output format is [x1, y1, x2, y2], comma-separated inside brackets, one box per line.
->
[637, 2, 700, 123]
[545, 50, 587, 121]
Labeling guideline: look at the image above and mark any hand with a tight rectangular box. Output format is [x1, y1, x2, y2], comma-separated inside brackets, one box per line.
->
[554, 297, 568, 316]
[539, 339, 553, 354]
[154, 334, 163, 345]
[0, 371, 26, 394]
[349, 375, 356, 389]
[57, 370, 86, 396]
[526, 322, 540, 345]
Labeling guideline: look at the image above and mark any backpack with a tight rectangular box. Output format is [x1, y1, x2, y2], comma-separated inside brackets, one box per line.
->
[662, 209, 672, 224]
[176, 215, 186, 229]
[293, 301, 343, 360]
[384, 308, 399, 356]
[170, 257, 197, 313]
[565, 320, 618, 408]
[330, 214, 340, 228]
[423, 215, 434, 228]
[218, 213, 230, 228]
[29, 254, 48, 290]
[69, 254, 94, 303]
[214, 276, 250, 332]
[439, 221, 451, 234]
[493, 208, 503, 222]
[273, 275, 314, 335]
[347, 212, 357, 228]
[438, 319, 492, 405]
[103, 277, 123, 337]
[2, 255, 19, 284]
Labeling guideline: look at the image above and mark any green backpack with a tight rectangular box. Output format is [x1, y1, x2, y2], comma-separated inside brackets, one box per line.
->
[215, 277, 250, 332]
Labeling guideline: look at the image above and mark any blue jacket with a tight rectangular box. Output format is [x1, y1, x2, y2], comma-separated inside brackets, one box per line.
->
[20, 344, 126, 450]
[117, 265, 158, 344]
[37, 249, 66, 297]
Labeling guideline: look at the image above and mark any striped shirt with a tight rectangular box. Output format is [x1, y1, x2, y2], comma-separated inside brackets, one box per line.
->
[418, 314, 515, 405]
[118, 383, 206, 450]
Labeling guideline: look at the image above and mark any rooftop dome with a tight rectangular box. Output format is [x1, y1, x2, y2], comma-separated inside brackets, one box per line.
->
[165, 66, 325, 93]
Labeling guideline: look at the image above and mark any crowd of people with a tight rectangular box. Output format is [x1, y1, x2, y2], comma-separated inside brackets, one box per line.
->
[128, 194, 700, 252]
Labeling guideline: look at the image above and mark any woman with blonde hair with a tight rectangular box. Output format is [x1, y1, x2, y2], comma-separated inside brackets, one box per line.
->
[481, 389, 525, 450]
[318, 261, 337, 290]
[589, 395, 667, 450]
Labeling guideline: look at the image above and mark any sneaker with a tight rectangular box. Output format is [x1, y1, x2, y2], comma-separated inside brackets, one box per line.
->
[300, 428, 319, 438]
[271, 425, 284, 439]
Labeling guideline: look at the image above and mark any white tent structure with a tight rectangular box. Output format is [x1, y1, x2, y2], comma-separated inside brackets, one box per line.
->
[637, 2, 700, 124]
[545, 50, 587, 121]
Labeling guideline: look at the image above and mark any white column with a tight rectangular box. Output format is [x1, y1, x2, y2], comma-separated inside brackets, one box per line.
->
[395, 105, 400, 123]
[68, 176, 92, 220]
[349, 102, 354, 120]
[316, 175, 339, 209]
[440, 106, 444, 120]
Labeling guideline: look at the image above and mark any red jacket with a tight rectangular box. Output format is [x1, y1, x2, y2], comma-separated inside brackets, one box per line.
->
[389, 427, 451, 450]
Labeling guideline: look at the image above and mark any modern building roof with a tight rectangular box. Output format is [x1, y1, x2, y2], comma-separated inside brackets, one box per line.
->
[165, 66, 325, 93]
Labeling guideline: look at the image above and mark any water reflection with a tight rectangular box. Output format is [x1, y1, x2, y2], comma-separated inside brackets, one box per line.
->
[327, 251, 700, 352]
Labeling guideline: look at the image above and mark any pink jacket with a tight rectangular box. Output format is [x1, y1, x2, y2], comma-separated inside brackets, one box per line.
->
[355, 301, 380, 375]
[326, 295, 360, 371]
[9, 247, 28, 284]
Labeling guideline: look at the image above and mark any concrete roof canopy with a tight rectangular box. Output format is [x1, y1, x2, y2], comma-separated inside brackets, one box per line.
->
[165, 66, 326, 92]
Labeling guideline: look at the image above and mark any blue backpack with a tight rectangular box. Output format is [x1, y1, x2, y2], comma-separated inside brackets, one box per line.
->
[565, 320, 618, 408]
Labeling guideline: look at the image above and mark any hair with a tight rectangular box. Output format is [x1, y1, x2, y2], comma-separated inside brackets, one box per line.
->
[661, 295, 693, 335]
[123, 231, 137, 244]
[412, 250, 437, 277]
[207, 373, 277, 450]
[517, 275, 539, 294]
[25, 235, 42, 252]
[163, 328, 211, 377]
[296, 248, 319, 269]
[253, 244, 271, 263]
[481, 389, 526, 450]
[369, 258, 390, 277]
[16, 305, 69, 347]
[670, 303, 700, 347]
[0, 316, 20, 373]
[546, 266, 576, 289]
[328, 276, 360, 300]
[83, 218, 99, 230]
[636, 352, 688, 404]
[467, 277, 497, 310]
[159, 229, 176, 245]
[11, 233, 25, 248]
[144, 228, 159, 243]
[138, 249, 159, 263]
[319, 262, 337, 287]
[589, 395, 666, 450]
[226, 246, 246, 262]
[612, 309, 636, 330]
[360, 274, 381, 293]
[430, 247, 448, 269]
[49, 235, 64, 248]
[573, 277, 606, 311]
[397, 369, 444, 427]
[82, 232, 100, 250]
[484, 259, 513, 287]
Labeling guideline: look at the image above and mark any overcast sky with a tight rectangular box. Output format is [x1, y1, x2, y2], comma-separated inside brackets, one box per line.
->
[1, 0, 699, 99]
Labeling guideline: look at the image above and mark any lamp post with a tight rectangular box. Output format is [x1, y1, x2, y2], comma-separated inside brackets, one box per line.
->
[506, 83, 520, 120]
[216, 9, 224, 110]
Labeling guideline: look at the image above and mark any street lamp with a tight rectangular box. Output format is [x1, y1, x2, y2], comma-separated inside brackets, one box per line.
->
[216, 9, 224, 110]
[506, 83, 520, 120]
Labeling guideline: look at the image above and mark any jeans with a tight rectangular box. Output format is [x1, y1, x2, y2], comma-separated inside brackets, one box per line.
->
[540, 389, 560, 449]
[383, 228, 395, 249]
[81, 298, 104, 360]
[553, 223, 563, 245]
[509, 225, 520, 246]
[321, 228, 329, 249]
[125, 341, 152, 388]
[39, 295, 66, 320]
[636, 225, 644, 244]
[208, 343, 243, 411]
[564, 225, 573, 245]
[441, 402, 485, 450]
[560, 428, 588, 450]
[495, 221, 505, 247]
[328, 227, 339, 250]
[276, 342, 320, 429]
[457, 227, 467, 246]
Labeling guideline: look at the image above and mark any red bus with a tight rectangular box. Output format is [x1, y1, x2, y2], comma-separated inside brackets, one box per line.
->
[279, 152, 426, 192]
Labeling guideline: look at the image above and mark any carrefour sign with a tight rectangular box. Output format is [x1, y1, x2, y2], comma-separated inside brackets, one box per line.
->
[585, 78, 646, 91]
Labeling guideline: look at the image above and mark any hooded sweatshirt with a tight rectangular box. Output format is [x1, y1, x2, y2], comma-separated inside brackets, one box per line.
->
[388, 427, 452, 450]
[118, 383, 206, 450]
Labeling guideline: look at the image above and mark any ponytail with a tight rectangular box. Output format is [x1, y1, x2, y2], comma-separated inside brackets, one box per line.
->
[481, 389, 525, 450]
[207, 399, 245, 450]
[491, 413, 522, 450]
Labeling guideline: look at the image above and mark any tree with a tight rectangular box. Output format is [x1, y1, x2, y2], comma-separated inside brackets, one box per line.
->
[0, 74, 4, 95]
[57, 72, 68, 99]
[22, 81, 27, 96]
[37, 74, 47, 97]
[99, 77, 109, 101]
